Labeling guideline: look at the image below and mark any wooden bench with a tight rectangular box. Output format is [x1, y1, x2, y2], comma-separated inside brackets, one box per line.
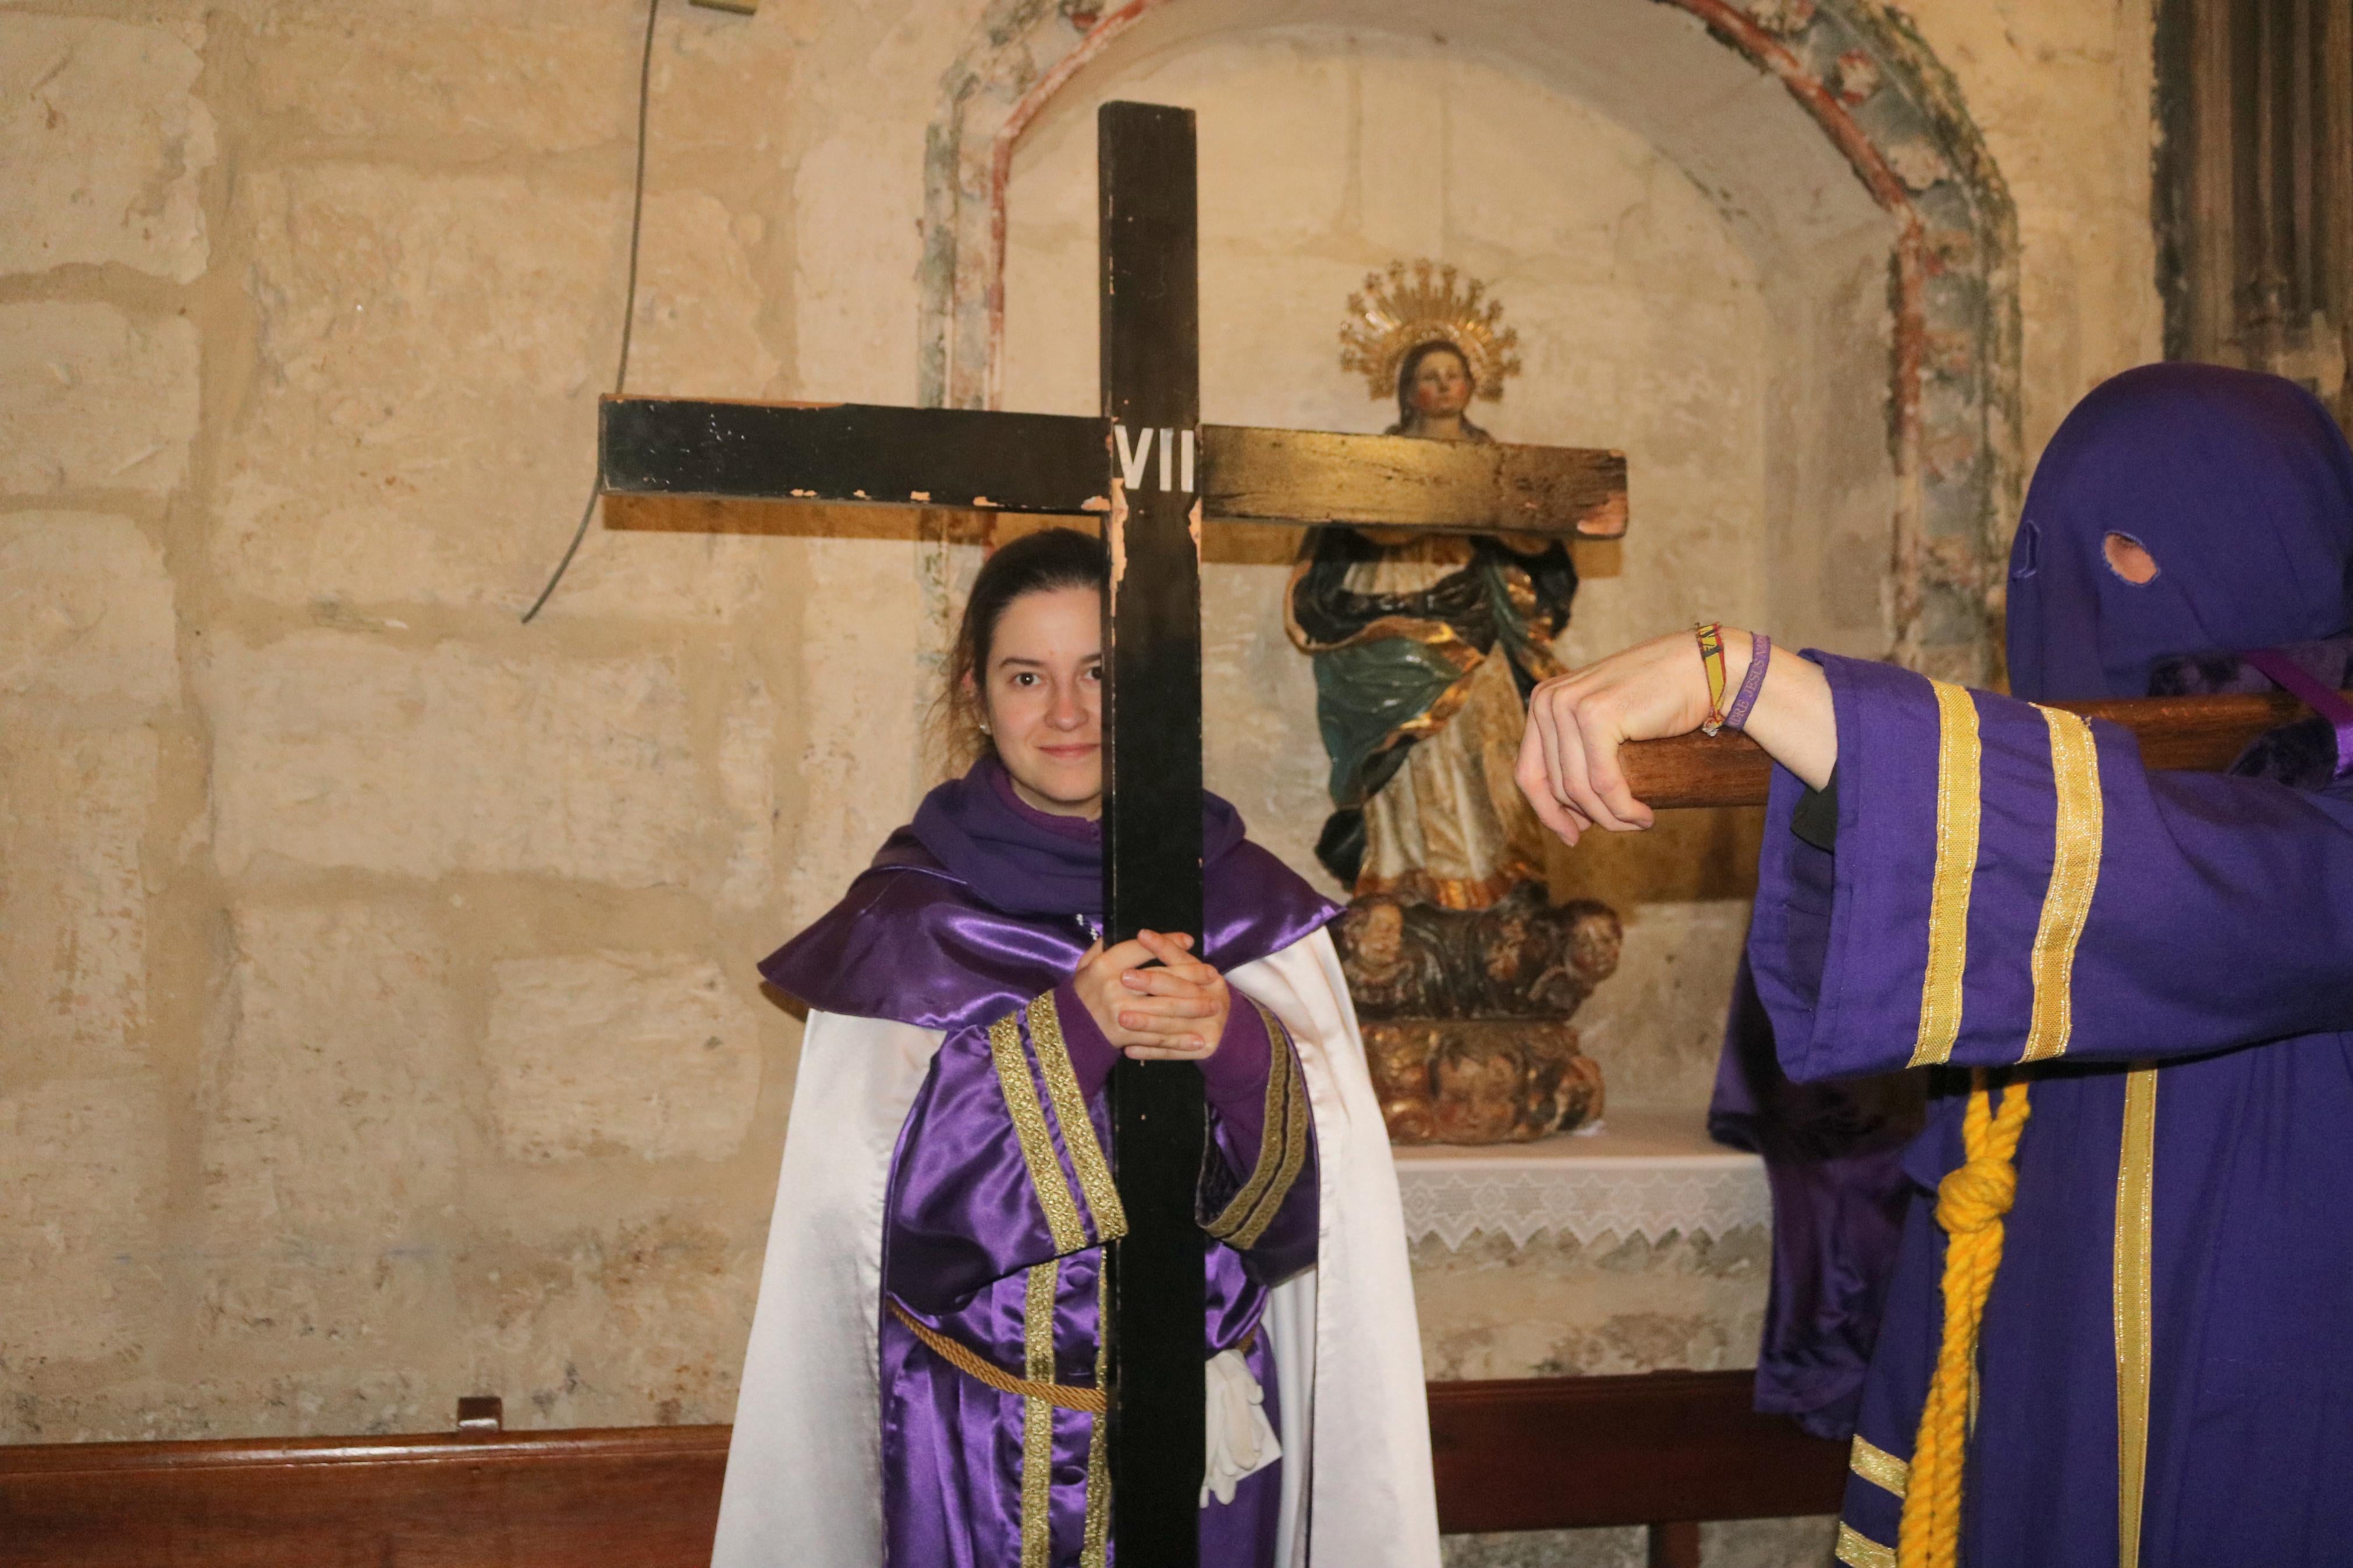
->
[0, 1371, 1845, 1568]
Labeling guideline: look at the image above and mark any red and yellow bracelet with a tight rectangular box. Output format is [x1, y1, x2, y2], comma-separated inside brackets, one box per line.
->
[1694, 621, 1731, 735]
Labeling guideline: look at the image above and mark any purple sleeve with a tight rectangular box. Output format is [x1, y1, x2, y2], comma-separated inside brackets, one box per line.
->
[1751, 652, 2353, 1080]
[1051, 981, 1318, 1278]
[884, 992, 1127, 1312]
[1199, 1000, 1318, 1280]
[1046, 977, 1276, 1139]
[1201, 999, 1275, 1150]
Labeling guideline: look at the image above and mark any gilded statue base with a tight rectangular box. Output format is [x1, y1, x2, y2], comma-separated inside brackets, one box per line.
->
[1364, 1018, 1604, 1144]
[1333, 886, 1621, 1146]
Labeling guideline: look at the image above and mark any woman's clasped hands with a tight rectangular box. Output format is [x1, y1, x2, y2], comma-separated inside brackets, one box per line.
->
[1073, 929, 1233, 1062]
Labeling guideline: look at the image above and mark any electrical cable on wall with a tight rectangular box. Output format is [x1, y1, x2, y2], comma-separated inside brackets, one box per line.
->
[521, 0, 661, 624]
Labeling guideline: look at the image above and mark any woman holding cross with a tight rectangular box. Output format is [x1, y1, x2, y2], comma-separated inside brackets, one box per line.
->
[712, 527, 1439, 1568]
[1518, 364, 2353, 1567]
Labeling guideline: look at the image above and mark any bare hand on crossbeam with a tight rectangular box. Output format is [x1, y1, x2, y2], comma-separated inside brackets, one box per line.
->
[1518, 628, 1840, 844]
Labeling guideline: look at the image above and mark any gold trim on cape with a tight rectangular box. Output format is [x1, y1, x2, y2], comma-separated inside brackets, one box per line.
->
[1850, 1433, 1911, 1499]
[2020, 707, 2105, 1062]
[989, 1014, 1086, 1254]
[1836, 1522, 1898, 1568]
[1908, 680, 1984, 1068]
[1020, 1260, 1060, 1568]
[2115, 1065, 2159, 1568]
[1027, 990, 1128, 1240]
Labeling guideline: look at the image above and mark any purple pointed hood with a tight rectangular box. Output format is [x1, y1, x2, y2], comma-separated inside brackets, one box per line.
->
[2005, 362, 2353, 703]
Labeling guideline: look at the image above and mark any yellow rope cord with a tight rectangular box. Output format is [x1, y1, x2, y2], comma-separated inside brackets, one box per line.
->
[1898, 1069, 2031, 1568]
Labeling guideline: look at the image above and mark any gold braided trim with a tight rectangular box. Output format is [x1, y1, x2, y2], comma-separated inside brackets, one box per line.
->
[2019, 708, 2104, 1063]
[1027, 990, 1128, 1240]
[1204, 1001, 1294, 1240]
[1020, 1261, 1059, 1568]
[1850, 1434, 1911, 1499]
[1908, 680, 1983, 1068]
[889, 1299, 1107, 1416]
[1206, 1002, 1311, 1249]
[1080, 1263, 1110, 1568]
[1247, 1032, 1314, 1250]
[1837, 1523, 1898, 1568]
[2115, 1065, 2158, 1568]
[990, 1013, 1086, 1254]
[1900, 1069, 2031, 1568]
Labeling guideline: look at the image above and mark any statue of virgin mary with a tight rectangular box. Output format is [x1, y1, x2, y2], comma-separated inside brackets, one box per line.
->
[1288, 275, 1576, 912]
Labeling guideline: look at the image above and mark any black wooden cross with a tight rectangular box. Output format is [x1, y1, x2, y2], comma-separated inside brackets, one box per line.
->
[598, 102, 1626, 1566]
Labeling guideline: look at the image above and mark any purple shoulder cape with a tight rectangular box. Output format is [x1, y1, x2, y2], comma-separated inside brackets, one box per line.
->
[761, 760, 1339, 1033]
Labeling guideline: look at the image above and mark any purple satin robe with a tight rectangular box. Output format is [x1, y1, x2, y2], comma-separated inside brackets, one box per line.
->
[763, 759, 1338, 1568]
[1744, 366, 2353, 1566]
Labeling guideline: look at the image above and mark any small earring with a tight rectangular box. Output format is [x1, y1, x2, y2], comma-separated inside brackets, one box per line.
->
[978, 720, 992, 735]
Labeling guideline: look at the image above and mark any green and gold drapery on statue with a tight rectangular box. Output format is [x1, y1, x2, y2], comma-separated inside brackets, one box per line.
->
[1301, 263, 1613, 1147]
[1286, 521, 1574, 909]
[1293, 261, 1571, 911]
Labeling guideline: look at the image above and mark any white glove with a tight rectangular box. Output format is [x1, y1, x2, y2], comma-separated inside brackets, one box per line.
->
[1201, 1347, 1282, 1507]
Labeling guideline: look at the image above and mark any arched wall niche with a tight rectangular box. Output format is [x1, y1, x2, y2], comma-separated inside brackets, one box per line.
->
[918, 0, 2021, 682]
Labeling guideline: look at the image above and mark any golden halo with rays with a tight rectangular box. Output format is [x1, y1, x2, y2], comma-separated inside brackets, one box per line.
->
[1339, 259, 1522, 403]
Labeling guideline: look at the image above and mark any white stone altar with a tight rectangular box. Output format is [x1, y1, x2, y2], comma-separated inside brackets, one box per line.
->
[1403, 1114, 1836, 1566]
[1395, 1110, 1769, 1252]
[1403, 1109, 1774, 1384]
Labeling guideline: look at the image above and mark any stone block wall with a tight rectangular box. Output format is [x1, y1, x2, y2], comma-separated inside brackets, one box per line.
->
[1, 1, 812, 1441]
[2, 0, 2156, 1447]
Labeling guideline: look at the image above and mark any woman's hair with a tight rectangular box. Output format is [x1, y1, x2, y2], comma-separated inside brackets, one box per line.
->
[936, 525, 1108, 770]
[1386, 338, 1489, 440]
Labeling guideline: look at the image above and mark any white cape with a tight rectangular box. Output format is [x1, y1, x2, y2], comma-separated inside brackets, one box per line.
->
[710, 928, 1440, 1567]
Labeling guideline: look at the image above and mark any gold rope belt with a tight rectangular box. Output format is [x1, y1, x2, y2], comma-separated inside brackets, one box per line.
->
[1898, 1069, 2031, 1568]
[889, 1301, 1259, 1417]
[890, 1301, 1108, 1414]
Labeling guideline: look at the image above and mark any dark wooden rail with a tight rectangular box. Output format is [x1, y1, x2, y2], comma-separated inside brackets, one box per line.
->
[1620, 688, 2325, 809]
[0, 1371, 1844, 1568]
[1428, 1372, 1844, 1534]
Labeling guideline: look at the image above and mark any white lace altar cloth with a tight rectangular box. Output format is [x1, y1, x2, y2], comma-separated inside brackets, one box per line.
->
[1392, 1108, 1769, 1251]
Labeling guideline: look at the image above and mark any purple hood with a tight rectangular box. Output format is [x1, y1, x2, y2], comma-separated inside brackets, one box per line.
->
[761, 757, 1339, 1033]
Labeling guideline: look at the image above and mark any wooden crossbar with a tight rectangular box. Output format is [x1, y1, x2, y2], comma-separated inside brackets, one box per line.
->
[1620, 688, 2331, 809]
[596, 404, 1630, 539]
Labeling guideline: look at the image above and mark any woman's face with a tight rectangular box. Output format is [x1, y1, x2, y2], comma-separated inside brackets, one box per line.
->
[973, 585, 1103, 817]
[1409, 350, 1472, 420]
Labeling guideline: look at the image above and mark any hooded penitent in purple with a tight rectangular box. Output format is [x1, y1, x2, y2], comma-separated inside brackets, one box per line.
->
[1740, 363, 2353, 1567]
[761, 757, 1336, 1568]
